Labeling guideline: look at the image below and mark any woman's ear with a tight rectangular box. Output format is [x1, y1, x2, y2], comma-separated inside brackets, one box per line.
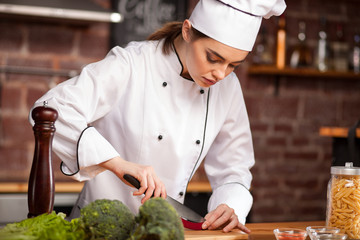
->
[182, 19, 192, 43]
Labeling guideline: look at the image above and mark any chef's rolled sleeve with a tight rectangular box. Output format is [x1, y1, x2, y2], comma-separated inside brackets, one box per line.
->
[208, 183, 253, 224]
[61, 127, 120, 181]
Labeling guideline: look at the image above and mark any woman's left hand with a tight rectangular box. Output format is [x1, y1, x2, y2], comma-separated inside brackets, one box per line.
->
[201, 204, 251, 233]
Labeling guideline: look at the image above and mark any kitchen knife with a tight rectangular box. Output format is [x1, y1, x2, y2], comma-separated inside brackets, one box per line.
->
[123, 174, 205, 230]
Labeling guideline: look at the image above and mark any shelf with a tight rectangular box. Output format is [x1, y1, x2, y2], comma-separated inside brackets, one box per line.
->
[0, 182, 83, 193]
[186, 181, 212, 192]
[319, 127, 360, 138]
[248, 65, 360, 79]
[0, 181, 212, 193]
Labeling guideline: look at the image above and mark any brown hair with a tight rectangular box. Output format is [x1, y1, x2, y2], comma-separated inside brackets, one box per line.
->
[147, 21, 208, 54]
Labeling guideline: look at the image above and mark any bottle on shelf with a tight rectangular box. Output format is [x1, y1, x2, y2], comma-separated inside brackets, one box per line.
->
[314, 17, 332, 72]
[332, 23, 349, 72]
[349, 31, 360, 74]
[289, 21, 312, 68]
[252, 27, 273, 65]
[276, 14, 286, 69]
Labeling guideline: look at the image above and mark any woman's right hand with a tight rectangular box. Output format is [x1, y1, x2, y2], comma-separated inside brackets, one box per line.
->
[99, 156, 167, 204]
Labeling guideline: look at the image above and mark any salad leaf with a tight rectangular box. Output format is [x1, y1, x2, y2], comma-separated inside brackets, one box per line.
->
[0, 212, 86, 240]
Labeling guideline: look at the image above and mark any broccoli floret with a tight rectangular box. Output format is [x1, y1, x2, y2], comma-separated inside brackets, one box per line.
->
[79, 199, 135, 240]
[130, 198, 184, 240]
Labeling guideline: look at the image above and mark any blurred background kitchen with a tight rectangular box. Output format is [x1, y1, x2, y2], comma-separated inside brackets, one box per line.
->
[0, 0, 360, 225]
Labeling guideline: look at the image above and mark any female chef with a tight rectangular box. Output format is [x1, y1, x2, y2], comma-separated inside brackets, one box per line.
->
[30, 0, 286, 233]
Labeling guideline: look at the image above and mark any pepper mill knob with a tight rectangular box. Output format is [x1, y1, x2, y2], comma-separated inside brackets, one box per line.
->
[31, 101, 57, 122]
[28, 102, 58, 218]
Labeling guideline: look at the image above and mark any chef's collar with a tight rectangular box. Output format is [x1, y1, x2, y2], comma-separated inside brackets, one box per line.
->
[172, 43, 194, 82]
[189, 0, 286, 51]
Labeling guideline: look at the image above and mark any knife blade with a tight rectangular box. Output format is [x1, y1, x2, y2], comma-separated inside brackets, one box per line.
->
[123, 174, 205, 230]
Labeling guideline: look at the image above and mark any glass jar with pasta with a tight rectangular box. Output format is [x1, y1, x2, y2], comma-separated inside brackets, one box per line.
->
[327, 162, 360, 239]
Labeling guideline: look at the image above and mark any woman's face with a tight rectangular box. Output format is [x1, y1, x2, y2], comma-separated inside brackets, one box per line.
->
[183, 25, 249, 88]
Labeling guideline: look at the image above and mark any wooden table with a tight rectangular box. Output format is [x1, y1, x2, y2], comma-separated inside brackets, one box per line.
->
[0, 183, 324, 239]
[185, 221, 324, 239]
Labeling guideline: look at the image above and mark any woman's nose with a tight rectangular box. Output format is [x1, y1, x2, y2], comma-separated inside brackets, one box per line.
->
[212, 65, 227, 81]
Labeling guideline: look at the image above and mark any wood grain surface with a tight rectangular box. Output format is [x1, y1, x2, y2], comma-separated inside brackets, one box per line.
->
[185, 221, 325, 240]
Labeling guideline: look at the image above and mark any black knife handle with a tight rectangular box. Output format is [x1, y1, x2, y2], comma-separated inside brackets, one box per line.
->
[123, 174, 141, 189]
[124, 174, 155, 197]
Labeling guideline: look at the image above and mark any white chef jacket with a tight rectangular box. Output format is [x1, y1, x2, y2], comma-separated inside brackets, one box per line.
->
[30, 40, 255, 224]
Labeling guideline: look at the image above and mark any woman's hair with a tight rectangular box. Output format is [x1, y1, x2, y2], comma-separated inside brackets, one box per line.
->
[147, 21, 208, 54]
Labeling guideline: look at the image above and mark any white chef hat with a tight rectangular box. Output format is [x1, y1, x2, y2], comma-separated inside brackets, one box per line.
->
[189, 0, 287, 51]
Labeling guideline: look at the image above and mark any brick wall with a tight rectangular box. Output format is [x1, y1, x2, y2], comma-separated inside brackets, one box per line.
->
[0, 0, 111, 181]
[1, 0, 360, 223]
[242, 0, 360, 222]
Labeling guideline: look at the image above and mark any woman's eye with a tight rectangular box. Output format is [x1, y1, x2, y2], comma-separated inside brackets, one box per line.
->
[206, 53, 218, 63]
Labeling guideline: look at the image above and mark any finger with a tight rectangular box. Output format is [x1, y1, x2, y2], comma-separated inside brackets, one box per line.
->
[153, 177, 162, 198]
[161, 184, 167, 199]
[208, 210, 232, 230]
[221, 215, 239, 233]
[201, 213, 214, 229]
[207, 204, 233, 230]
[132, 174, 147, 196]
[141, 175, 155, 204]
[202, 208, 224, 230]
[238, 223, 251, 234]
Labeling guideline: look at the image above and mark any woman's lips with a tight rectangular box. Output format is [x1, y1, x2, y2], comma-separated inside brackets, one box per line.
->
[202, 77, 216, 85]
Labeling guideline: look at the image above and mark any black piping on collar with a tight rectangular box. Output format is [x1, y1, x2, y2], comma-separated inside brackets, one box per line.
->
[172, 42, 194, 82]
[60, 126, 93, 176]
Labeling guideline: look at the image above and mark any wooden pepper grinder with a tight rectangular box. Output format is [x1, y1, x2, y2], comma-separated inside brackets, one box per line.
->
[28, 101, 58, 218]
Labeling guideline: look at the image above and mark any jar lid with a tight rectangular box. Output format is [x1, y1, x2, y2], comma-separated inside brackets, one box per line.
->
[331, 162, 360, 175]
